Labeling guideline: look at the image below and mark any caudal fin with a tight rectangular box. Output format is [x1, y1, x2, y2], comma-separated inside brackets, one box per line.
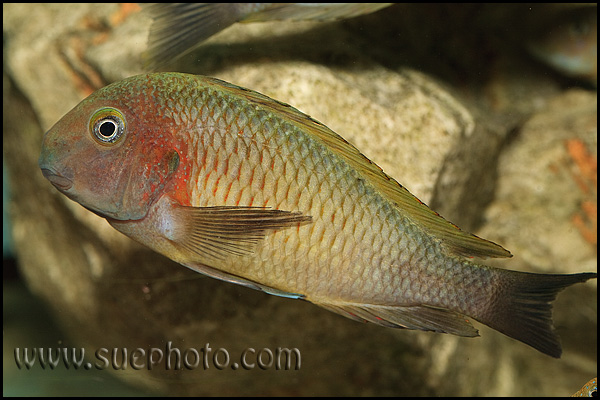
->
[476, 271, 596, 358]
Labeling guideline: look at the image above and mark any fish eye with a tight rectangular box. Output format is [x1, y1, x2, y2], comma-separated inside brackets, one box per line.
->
[90, 107, 126, 145]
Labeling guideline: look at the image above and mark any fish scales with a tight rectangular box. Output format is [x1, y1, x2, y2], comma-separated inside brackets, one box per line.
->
[181, 81, 456, 304]
[38, 73, 596, 358]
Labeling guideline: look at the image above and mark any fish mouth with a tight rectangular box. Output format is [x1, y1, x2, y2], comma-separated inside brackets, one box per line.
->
[41, 168, 73, 191]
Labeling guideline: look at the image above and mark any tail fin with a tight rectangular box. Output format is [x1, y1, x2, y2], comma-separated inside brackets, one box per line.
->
[476, 271, 596, 358]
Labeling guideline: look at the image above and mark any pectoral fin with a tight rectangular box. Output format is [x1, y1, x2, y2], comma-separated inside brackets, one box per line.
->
[169, 204, 312, 261]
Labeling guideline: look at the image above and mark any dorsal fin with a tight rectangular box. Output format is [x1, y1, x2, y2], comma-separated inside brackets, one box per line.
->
[206, 76, 512, 259]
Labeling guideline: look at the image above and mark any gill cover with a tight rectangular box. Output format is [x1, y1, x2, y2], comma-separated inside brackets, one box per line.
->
[88, 107, 181, 221]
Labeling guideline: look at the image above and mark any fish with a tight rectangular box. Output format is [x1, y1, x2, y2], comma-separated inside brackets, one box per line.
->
[572, 377, 597, 397]
[528, 6, 597, 86]
[38, 72, 596, 358]
[142, 3, 391, 68]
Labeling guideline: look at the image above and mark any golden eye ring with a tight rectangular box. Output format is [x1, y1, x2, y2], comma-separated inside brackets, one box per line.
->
[90, 107, 126, 145]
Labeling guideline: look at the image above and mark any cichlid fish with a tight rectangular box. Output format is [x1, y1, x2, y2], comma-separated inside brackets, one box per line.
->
[572, 377, 598, 397]
[142, 3, 391, 68]
[528, 6, 597, 86]
[39, 73, 596, 358]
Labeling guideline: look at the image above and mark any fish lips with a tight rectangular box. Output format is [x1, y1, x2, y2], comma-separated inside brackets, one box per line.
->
[39, 167, 123, 220]
[39, 164, 151, 222]
[41, 168, 73, 191]
[39, 134, 75, 192]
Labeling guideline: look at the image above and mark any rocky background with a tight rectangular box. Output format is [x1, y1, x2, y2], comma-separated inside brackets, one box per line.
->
[3, 3, 597, 396]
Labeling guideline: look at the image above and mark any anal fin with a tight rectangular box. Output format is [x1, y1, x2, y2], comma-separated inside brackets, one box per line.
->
[314, 301, 480, 337]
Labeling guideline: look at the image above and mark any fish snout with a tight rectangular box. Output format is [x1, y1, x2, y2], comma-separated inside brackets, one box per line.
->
[41, 168, 73, 191]
[39, 140, 74, 191]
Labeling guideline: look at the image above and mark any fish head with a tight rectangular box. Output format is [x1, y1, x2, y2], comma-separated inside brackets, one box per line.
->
[528, 6, 597, 84]
[39, 75, 183, 221]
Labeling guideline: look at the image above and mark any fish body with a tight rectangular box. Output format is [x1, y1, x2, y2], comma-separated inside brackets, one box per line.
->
[572, 377, 598, 397]
[142, 3, 392, 68]
[528, 6, 597, 85]
[39, 73, 596, 357]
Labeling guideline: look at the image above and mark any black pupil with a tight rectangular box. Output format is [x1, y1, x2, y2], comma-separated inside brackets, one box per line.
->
[99, 120, 117, 137]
